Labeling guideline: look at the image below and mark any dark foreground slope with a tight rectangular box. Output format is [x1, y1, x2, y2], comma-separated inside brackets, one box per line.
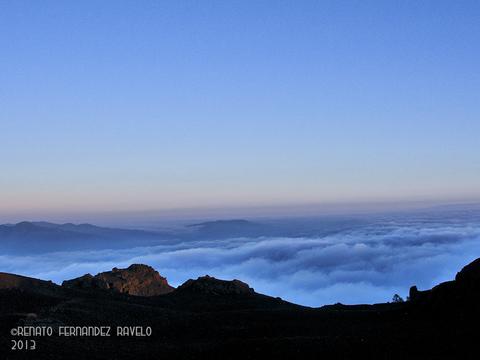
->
[1, 260, 480, 360]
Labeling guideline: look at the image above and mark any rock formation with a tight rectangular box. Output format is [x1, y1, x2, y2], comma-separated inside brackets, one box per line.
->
[62, 264, 174, 296]
[0, 272, 56, 290]
[409, 256, 480, 306]
[455, 257, 480, 283]
[2, 258, 480, 359]
[176, 275, 254, 295]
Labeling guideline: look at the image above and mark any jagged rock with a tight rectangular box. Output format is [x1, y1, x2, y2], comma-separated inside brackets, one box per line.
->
[409, 286, 419, 301]
[5, 257, 480, 359]
[455, 258, 480, 284]
[62, 264, 174, 296]
[409, 257, 480, 308]
[176, 275, 254, 295]
[62, 274, 109, 290]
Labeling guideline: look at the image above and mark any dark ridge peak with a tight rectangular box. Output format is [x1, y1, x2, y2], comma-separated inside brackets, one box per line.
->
[0, 272, 57, 291]
[59, 222, 98, 229]
[455, 257, 480, 282]
[62, 264, 174, 296]
[65, 223, 104, 229]
[77, 223, 98, 228]
[22, 221, 64, 229]
[409, 256, 480, 305]
[8, 221, 102, 229]
[110, 264, 157, 274]
[176, 275, 255, 295]
[15, 221, 36, 227]
[10, 221, 45, 231]
[188, 219, 253, 227]
[185, 219, 266, 239]
[58, 223, 98, 231]
[125, 264, 154, 271]
[31, 221, 56, 226]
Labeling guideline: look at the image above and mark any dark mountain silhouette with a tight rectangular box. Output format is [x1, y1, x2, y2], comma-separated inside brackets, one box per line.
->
[175, 275, 254, 295]
[0, 221, 173, 254]
[185, 217, 370, 239]
[0, 219, 276, 254]
[0, 272, 55, 293]
[0, 219, 277, 254]
[187, 219, 270, 239]
[0, 218, 370, 255]
[1, 258, 480, 359]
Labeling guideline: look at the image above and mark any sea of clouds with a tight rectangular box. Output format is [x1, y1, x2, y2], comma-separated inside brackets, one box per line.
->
[1, 213, 480, 306]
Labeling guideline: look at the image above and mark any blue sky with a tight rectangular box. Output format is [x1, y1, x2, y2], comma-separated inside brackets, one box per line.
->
[1, 1, 479, 218]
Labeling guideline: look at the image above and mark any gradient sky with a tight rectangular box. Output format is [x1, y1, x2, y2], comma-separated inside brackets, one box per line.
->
[1, 1, 479, 218]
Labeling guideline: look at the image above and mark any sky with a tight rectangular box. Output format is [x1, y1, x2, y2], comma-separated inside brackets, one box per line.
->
[1, 1, 480, 219]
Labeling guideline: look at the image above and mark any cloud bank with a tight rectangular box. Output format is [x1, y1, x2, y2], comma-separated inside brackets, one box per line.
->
[1, 216, 480, 306]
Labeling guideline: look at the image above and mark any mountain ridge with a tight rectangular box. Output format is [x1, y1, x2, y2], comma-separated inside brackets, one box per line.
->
[1, 257, 480, 358]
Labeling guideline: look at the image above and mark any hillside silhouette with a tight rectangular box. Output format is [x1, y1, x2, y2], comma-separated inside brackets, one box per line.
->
[1, 257, 480, 359]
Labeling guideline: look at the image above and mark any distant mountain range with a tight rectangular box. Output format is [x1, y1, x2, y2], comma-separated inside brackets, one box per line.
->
[0, 216, 408, 254]
[187, 219, 271, 238]
[0, 221, 171, 254]
[0, 219, 281, 254]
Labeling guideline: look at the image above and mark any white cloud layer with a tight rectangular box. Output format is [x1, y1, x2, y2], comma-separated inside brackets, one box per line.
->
[1, 216, 480, 306]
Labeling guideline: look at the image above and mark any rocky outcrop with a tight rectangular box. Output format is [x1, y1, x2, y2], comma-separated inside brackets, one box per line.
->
[62, 264, 174, 296]
[175, 275, 254, 295]
[62, 274, 109, 290]
[455, 258, 480, 284]
[0, 272, 56, 290]
[408, 285, 431, 302]
[409, 257, 480, 308]
[4, 258, 480, 359]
